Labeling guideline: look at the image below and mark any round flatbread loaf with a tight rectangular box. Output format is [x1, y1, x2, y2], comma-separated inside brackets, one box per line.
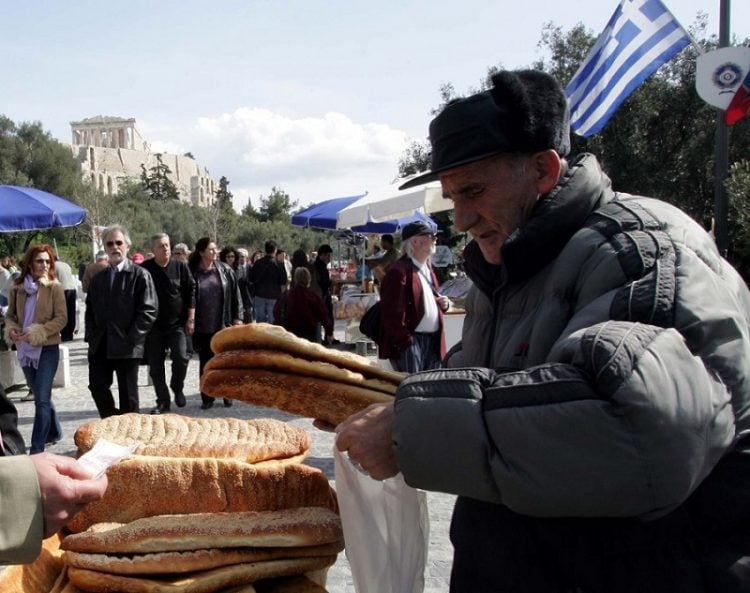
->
[210, 323, 405, 385]
[62, 542, 343, 575]
[67, 556, 337, 593]
[201, 368, 393, 426]
[74, 415, 310, 464]
[205, 350, 398, 395]
[62, 508, 343, 554]
[66, 458, 337, 534]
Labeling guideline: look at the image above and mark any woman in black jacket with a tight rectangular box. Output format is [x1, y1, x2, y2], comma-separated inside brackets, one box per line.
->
[188, 237, 243, 409]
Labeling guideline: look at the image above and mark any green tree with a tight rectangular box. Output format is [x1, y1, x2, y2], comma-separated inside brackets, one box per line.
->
[140, 153, 179, 201]
[215, 176, 233, 208]
[256, 186, 298, 223]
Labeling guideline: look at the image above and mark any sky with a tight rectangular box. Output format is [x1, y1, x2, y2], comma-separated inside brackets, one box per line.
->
[2, 0, 749, 213]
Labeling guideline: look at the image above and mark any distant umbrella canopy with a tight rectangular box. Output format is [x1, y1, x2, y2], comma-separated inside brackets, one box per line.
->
[0, 185, 88, 232]
[291, 194, 436, 234]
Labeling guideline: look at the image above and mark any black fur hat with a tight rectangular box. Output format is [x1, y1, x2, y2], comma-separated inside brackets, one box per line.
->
[400, 69, 570, 189]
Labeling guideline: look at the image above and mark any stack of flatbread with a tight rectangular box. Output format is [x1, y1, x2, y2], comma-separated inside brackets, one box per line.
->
[60, 507, 342, 593]
[0, 415, 343, 592]
[200, 323, 406, 426]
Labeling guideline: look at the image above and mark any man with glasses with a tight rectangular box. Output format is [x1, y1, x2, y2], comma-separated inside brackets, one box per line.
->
[85, 225, 158, 417]
[142, 233, 196, 414]
[377, 221, 450, 372]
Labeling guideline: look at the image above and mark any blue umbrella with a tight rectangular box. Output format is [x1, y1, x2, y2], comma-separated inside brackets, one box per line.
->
[0, 185, 87, 232]
[291, 195, 363, 230]
[291, 195, 436, 233]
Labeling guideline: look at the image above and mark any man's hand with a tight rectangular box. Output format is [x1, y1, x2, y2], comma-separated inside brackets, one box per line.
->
[30, 453, 109, 537]
[436, 295, 451, 312]
[335, 402, 399, 480]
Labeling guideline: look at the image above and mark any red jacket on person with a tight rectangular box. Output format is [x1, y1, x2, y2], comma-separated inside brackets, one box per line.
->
[274, 286, 333, 342]
[377, 255, 446, 361]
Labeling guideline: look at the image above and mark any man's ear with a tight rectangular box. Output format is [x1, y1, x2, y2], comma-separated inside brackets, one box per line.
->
[530, 149, 562, 195]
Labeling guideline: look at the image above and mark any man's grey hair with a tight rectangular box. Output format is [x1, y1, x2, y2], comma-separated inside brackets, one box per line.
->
[151, 232, 170, 245]
[173, 242, 189, 253]
[403, 237, 416, 258]
[102, 225, 132, 246]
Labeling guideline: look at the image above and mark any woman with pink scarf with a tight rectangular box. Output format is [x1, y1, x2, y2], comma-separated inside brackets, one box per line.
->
[4, 244, 66, 453]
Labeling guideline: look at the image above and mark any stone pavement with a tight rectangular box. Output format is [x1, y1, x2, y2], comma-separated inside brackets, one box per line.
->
[6, 333, 456, 593]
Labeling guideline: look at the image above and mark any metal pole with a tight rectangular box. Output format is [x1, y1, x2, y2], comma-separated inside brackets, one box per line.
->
[714, 0, 731, 255]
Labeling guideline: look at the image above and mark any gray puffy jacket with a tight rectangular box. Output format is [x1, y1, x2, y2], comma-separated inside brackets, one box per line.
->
[393, 154, 750, 521]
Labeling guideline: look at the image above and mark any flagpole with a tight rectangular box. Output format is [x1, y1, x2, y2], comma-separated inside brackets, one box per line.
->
[714, 0, 730, 256]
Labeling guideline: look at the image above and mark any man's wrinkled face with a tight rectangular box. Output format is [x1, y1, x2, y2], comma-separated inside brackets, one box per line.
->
[411, 233, 437, 261]
[104, 231, 130, 266]
[152, 237, 171, 265]
[439, 154, 538, 266]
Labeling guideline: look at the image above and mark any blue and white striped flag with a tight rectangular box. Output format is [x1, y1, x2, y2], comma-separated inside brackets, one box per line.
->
[566, 0, 691, 137]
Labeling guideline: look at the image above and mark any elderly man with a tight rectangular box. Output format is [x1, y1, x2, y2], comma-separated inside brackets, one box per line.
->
[85, 225, 158, 417]
[377, 221, 449, 372]
[172, 243, 190, 263]
[141, 233, 196, 414]
[335, 70, 750, 592]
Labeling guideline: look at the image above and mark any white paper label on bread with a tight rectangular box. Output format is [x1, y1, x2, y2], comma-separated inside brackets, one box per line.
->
[77, 439, 139, 478]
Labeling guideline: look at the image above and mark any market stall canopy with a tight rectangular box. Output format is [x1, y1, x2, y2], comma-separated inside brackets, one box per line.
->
[291, 195, 362, 230]
[0, 185, 87, 232]
[336, 177, 452, 230]
[292, 194, 436, 234]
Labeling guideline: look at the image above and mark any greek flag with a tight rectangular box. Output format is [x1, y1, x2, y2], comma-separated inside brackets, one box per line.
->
[566, 0, 691, 137]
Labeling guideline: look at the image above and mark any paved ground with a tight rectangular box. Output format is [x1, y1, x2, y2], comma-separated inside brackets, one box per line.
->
[6, 323, 456, 592]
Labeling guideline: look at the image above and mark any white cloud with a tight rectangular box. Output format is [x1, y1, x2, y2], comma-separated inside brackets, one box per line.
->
[148, 107, 412, 212]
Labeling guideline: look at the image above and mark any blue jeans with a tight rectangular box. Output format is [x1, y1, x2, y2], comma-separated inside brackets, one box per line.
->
[21, 345, 62, 454]
[254, 297, 277, 323]
[390, 331, 441, 373]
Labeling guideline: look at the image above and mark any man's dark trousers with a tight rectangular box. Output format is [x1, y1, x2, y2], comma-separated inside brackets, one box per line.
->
[146, 325, 189, 406]
[88, 346, 140, 418]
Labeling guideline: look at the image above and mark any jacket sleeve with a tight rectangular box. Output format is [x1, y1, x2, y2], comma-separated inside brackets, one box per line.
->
[2, 286, 20, 341]
[393, 320, 735, 520]
[0, 455, 43, 564]
[229, 269, 243, 324]
[128, 270, 158, 346]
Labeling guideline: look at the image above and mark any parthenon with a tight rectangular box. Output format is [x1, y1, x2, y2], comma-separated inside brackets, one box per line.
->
[69, 116, 216, 208]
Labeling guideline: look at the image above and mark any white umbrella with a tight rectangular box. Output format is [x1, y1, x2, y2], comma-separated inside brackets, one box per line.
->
[336, 177, 452, 230]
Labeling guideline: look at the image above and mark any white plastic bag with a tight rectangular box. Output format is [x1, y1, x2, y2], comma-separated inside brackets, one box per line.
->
[333, 446, 429, 593]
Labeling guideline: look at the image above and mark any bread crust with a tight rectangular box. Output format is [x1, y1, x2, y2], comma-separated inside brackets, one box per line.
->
[205, 350, 398, 395]
[74, 415, 310, 464]
[62, 508, 343, 554]
[62, 543, 343, 575]
[210, 323, 405, 384]
[201, 368, 393, 426]
[67, 556, 337, 593]
[66, 459, 337, 534]
[0, 535, 63, 593]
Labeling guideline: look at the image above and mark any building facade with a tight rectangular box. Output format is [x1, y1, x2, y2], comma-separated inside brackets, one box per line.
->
[70, 116, 216, 208]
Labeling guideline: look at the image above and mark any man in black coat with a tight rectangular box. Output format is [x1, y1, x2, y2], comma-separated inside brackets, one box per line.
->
[85, 225, 158, 418]
[141, 233, 196, 414]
